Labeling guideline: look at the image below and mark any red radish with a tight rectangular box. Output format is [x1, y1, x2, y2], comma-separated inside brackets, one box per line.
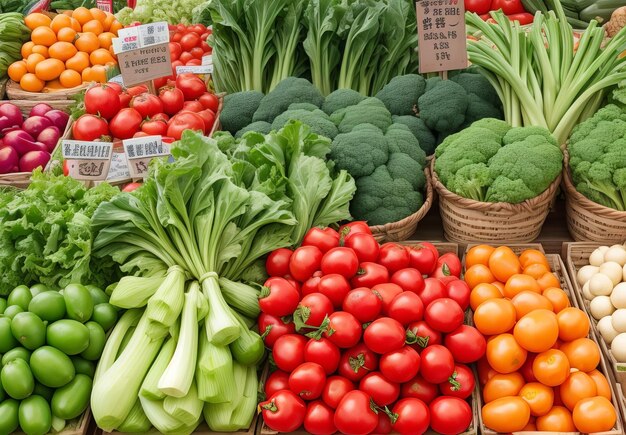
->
[0, 103, 22, 128]
[0, 146, 19, 173]
[19, 150, 50, 172]
[37, 126, 61, 152]
[29, 103, 53, 117]
[44, 110, 70, 131]
[22, 116, 53, 139]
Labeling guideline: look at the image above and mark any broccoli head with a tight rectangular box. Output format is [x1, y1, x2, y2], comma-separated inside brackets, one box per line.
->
[573, 161, 625, 210]
[464, 93, 503, 125]
[252, 77, 324, 123]
[418, 79, 468, 134]
[350, 165, 423, 225]
[330, 124, 389, 178]
[468, 118, 512, 141]
[451, 71, 501, 108]
[322, 89, 366, 115]
[288, 103, 320, 111]
[336, 98, 393, 134]
[392, 115, 437, 155]
[220, 91, 264, 134]
[385, 123, 427, 166]
[569, 104, 626, 145]
[375, 74, 426, 116]
[503, 126, 558, 147]
[485, 177, 537, 203]
[447, 163, 493, 202]
[235, 121, 272, 138]
[386, 152, 426, 191]
[271, 109, 339, 139]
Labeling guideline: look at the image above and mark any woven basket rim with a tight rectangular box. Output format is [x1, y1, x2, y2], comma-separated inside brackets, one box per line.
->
[563, 148, 626, 219]
[6, 79, 88, 100]
[430, 157, 562, 214]
[368, 167, 434, 235]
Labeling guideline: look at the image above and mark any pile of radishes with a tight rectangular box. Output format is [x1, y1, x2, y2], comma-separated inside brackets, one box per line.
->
[0, 102, 69, 174]
[576, 244, 626, 362]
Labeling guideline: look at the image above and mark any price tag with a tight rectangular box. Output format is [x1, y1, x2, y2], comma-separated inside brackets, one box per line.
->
[416, 0, 468, 74]
[113, 22, 169, 54]
[96, 0, 113, 13]
[176, 64, 213, 75]
[107, 152, 130, 181]
[201, 55, 212, 66]
[116, 43, 172, 87]
[62, 140, 113, 181]
[108, 74, 124, 85]
[123, 136, 170, 178]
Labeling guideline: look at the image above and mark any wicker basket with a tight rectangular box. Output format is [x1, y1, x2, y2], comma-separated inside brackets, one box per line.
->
[0, 77, 8, 100]
[563, 150, 626, 242]
[430, 159, 561, 244]
[208, 93, 224, 137]
[369, 168, 434, 243]
[6, 79, 88, 101]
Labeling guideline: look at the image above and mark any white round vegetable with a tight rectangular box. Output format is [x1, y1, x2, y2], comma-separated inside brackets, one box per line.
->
[598, 316, 619, 344]
[590, 295, 615, 320]
[611, 333, 626, 362]
[589, 248, 607, 267]
[611, 282, 626, 308]
[598, 246, 611, 255]
[605, 246, 626, 266]
[622, 264, 626, 282]
[613, 309, 626, 333]
[600, 262, 623, 286]
[578, 265, 599, 286]
[582, 282, 594, 301]
[611, 244, 623, 249]
[589, 273, 614, 297]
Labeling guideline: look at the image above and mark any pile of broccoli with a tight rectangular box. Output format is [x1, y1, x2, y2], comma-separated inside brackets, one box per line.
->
[568, 105, 626, 210]
[434, 119, 563, 204]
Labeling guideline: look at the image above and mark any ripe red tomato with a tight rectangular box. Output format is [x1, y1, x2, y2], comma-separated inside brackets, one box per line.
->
[444, 325, 487, 363]
[198, 92, 219, 112]
[321, 247, 359, 279]
[176, 73, 207, 100]
[337, 343, 379, 382]
[359, 372, 400, 406]
[109, 108, 142, 139]
[295, 293, 334, 329]
[350, 262, 389, 288]
[465, 0, 491, 14]
[374, 413, 392, 434]
[106, 82, 122, 94]
[261, 390, 306, 433]
[72, 114, 109, 141]
[417, 277, 447, 307]
[391, 268, 425, 294]
[379, 243, 411, 273]
[491, 0, 526, 14]
[304, 401, 336, 435]
[185, 58, 202, 66]
[141, 119, 168, 136]
[258, 313, 296, 348]
[266, 248, 293, 277]
[380, 346, 421, 383]
[401, 374, 438, 404]
[433, 252, 462, 278]
[387, 292, 424, 326]
[334, 391, 378, 435]
[408, 320, 442, 350]
[289, 362, 326, 400]
[189, 46, 204, 59]
[343, 232, 379, 263]
[289, 245, 323, 282]
[166, 111, 205, 140]
[439, 363, 475, 399]
[318, 274, 351, 308]
[151, 112, 169, 123]
[168, 42, 182, 61]
[424, 298, 464, 333]
[325, 311, 361, 349]
[430, 396, 473, 435]
[158, 87, 185, 116]
[84, 84, 121, 120]
[304, 338, 341, 375]
[179, 52, 193, 64]
[342, 288, 382, 323]
[301, 275, 322, 296]
[196, 109, 216, 134]
[392, 398, 430, 435]
[265, 370, 290, 398]
[407, 245, 438, 274]
[259, 277, 300, 317]
[130, 93, 163, 118]
[322, 376, 355, 409]
[273, 334, 308, 372]
[180, 32, 201, 51]
[372, 283, 403, 314]
[339, 221, 371, 238]
[446, 279, 471, 310]
[420, 345, 455, 384]
[303, 227, 340, 253]
[363, 317, 406, 354]
[182, 100, 204, 112]
[121, 182, 142, 192]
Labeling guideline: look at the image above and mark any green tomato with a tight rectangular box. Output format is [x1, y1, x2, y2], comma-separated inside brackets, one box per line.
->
[29, 291, 66, 322]
[7, 286, 32, 311]
[1, 347, 32, 366]
[1, 359, 34, 400]
[63, 284, 93, 323]
[19, 395, 51, 435]
[71, 357, 96, 378]
[30, 346, 75, 388]
[0, 317, 17, 353]
[3, 305, 23, 319]
[51, 374, 92, 420]
[0, 298, 6, 314]
[91, 303, 118, 332]
[46, 320, 90, 355]
[29, 284, 49, 298]
[86, 285, 109, 305]
[80, 322, 106, 361]
[0, 399, 19, 434]
[11, 312, 46, 350]
[33, 383, 54, 402]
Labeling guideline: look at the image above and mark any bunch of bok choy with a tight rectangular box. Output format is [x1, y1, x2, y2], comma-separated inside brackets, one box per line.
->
[88, 121, 356, 434]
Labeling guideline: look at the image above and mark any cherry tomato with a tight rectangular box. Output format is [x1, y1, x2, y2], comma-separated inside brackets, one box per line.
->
[408, 320, 442, 350]
[141, 119, 168, 136]
[260, 390, 306, 433]
[391, 268, 425, 294]
[433, 252, 462, 278]
[430, 396, 473, 435]
[198, 92, 219, 112]
[265, 370, 290, 398]
[401, 374, 438, 404]
[439, 363, 474, 399]
[380, 346, 420, 383]
[325, 311, 361, 349]
[379, 243, 411, 273]
[166, 111, 205, 140]
[289, 362, 326, 400]
[289, 246, 323, 282]
[446, 279, 471, 310]
[259, 277, 300, 317]
[266, 248, 293, 277]
[109, 108, 143, 140]
[417, 278, 447, 307]
[342, 288, 382, 323]
[273, 334, 307, 372]
[318, 274, 351, 308]
[344, 232, 379, 263]
[334, 391, 378, 435]
[359, 372, 400, 406]
[304, 338, 341, 375]
[407, 245, 438, 275]
[322, 376, 354, 409]
[424, 298, 464, 333]
[372, 283, 404, 314]
[387, 292, 424, 326]
[295, 293, 334, 330]
[363, 317, 406, 354]
[304, 401, 336, 435]
[444, 325, 486, 363]
[420, 345, 455, 384]
[350, 262, 389, 288]
[337, 343, 379, 382]
[321, 247, 359, 279]
[392, 398, 430, 435]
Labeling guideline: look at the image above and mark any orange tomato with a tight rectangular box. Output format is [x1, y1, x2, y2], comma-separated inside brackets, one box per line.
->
[470, 283, 503, 311]
[474, 299, 516, 336]
[523, 263, 550, 280]
[519, 249, 550, 269]
[481, 396, 531, 433]
[98, 32, 114, 49]
[48, 42, 77, 62]
[514, 309, 559, 353]
[82, 19, 104, 35]
[50, 14, 72, 33]
[62, 10, 72, 16]
[30, 45, 48, 57]
[556, 307, 590, 342]
[90, 64, 107, 83]
[466, 245, 495, 268]
[533, 349, 570, 386]
[489, 246, 522, 282]
[483, 372, 525, 403]
[102, 14, 116, 32]
[588, 369, 612, 400]
[511, 291, 553, 320]
[25, 53, 46, 73]
[72, 7, 94, 25]
[75, 32, 99, 53]
[503, 274, 541, 299]
[109, 20, 123, 35]
[57, 28, 77, 43]
[542, 287, 571, 313]
[81, 66, 93, 82]
[520, 420, 537, 431]
[69, 17, 82, 32]
[89, 48, 115, 65]
[65, 52, 90, 73]
[464, 264, 495, 290]
[59, 69, 82, 87]
[21, 41, 35, 58]
[519, 382, 554, 417]
[536, 406, 576, 431]
[89, 8, 107, 23]
[24, 13, 51, 30]
[492, 281, 505, 293]
[19, 73, 45, 92]
[572, 397, 616, 432]
[559, 338, 600, 372]
[34, 58, 64, 81]
[31, 27, 57, 47]
[7, 61, 27, 82]
[537, 272, 560, 290]
[560, 371, 597, 411]
[487, 333, 527, 374]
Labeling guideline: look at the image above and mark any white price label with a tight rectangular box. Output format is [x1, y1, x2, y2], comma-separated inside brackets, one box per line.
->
[201, 55, 212, 65]
[107, 152, 131, 181]
[113, 22, 170, 54]
[108, 74, 124, 85]
[123, 136, 170, 178]
[176, 64, 213, 75]
[62, 140, 113, 181]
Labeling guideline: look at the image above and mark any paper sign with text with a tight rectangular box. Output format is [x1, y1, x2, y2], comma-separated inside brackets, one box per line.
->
[201, 55, 212, 65]
[62, 140, 113, 181]
[107, 152, 131, 181]
[96, 0, 113, 13]
[416, 0, 468, 73]
[123, 135, 170, 178]
[117, 43, 171, 87]
[175, 64, 213, 75]
[113, 22, 169, 54]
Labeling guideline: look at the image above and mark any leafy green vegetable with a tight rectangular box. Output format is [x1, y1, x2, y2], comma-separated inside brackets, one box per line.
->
[115, 0, 205, 25]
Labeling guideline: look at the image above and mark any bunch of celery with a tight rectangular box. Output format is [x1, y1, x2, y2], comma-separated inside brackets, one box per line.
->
[89, 121, 355, 433]
[466, 1, 626, 145]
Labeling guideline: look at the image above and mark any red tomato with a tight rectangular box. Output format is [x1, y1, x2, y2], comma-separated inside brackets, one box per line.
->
[387, 291, 424, 326]
[189, 46, 204, 60]
[304, 401, 336, 435]
[180, 33, 201, 51]
[420, 345, 455, 384]
[289, 362, 326, 400]
[258, 313, 296, 348]
[260, 390, 306, 433]
[182, 100, 204, 112]
[444, 325, 487, 363]
[132, 131, 149, 138]
[417, 277, 447, 307]
[126, 85, 148, 96]
[201, 41, 211, 52]
[191, 24, 207, 33]
[379, 243, 411, 273]
[166, 111, 205, 140]
[433, 252, 462, 278]
[119, 91, 131, 108]
[109, 108, 142, 140]
[507, 12, 534, 24]
[491, 0, 526, 14]
[429, 396, 473, 435]
[337, 343, 379, 382]
[392, 398, 430, 435]
[407, 245, 438, 275]
[408, 320, 442, 350]
[464, 0, 491, 14]
[106, 82, 122, 94]
[446, 279, 471, 310]
[289, 245, 323, 282]
[339, 221, 371, 238]
[265, 370, 290, 398]
[334, 391, 378, 435]
[179, 52, 193, 64]
[342, 288, 382, 323]
[273, 334, 308, 372]
[301, 275, 322, 296]
[196, 109, 216, 134]
[401, 374, 438, 404]
[304, 338, 341, 375]
[380, 346, 421, 383]
[321, 247, 359, 279]
[322, 376, 355, 409]
[372, 283, 404, 314]
[350, 262, 389, 288]
[303, 227, 340, 253]
[259, 277, 300, 317]
[198, 92, 219, 112]
[343, 232, 379, 263]
[266, 248, 293, 276]
[363, 317, 406, 354]
[140, 119, 168, 136]
[176, 73, 207, 100]
[171, 32, 182, 42]
[168, 42, 182, 61]
[439, 363, 475, 399]
[391, 268, 425, 294]
[200, 32, 209, 41]
[158, 87, 185, 115]
[295, 293, 334, 329]
[72, 114, 109, 141]
[317, 274, 351, 308]
[359, 372, 400, 406]
[185, 58, 202, 66]
[122, 182, 142, 192]
[325, 312, 362, 349]
[151, 112, 169, 123]
[374, 413, 392, 434]
[84, 84, 121, 120]
[424, 298, 464, 333]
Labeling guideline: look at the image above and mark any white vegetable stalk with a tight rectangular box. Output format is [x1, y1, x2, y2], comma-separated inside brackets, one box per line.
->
[139, 395, 186, 434]
[117, 399, 151, 433]
[146, 265, 186, 338]
[201, 273, 240, 345]
[140, 337, 177, 400]
[163, 382, 203, 425]
[196, 330, 235, 403]
[110, 274, 167, 308]
[93, 309, 143, 381]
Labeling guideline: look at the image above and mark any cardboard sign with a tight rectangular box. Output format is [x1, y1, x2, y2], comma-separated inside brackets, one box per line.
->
[122, 136, 170, 178]
[116, 43, 171, 87]
[113, 22, 169, 53]
[62, 140, 113, 181]
[416, 0, 468, 74]
[96, 0, 113, 13]
[107, 152, 131, 181]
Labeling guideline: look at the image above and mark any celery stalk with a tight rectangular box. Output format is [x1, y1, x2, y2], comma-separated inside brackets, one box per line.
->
[117, 399, 152, 433]
[139, 395, 185, 433]
[146, 266, 186, 338]
[230, 365, 258, 430]
[141, 337, 176, 400]
[196, 330, 235, 403]
[109, 274, 166, 308]
[218, 277, 261, 319]
[202, 275, 241, 345]
[203, 362, 247, 431]
[117, 325, 136, 358]
[94, 309, 143, 382]
[163, 382, 203, 426]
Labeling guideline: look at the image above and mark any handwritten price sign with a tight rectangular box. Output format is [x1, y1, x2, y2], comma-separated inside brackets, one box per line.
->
[62, 140, 113, 181]
[122, 136, 170, 178]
